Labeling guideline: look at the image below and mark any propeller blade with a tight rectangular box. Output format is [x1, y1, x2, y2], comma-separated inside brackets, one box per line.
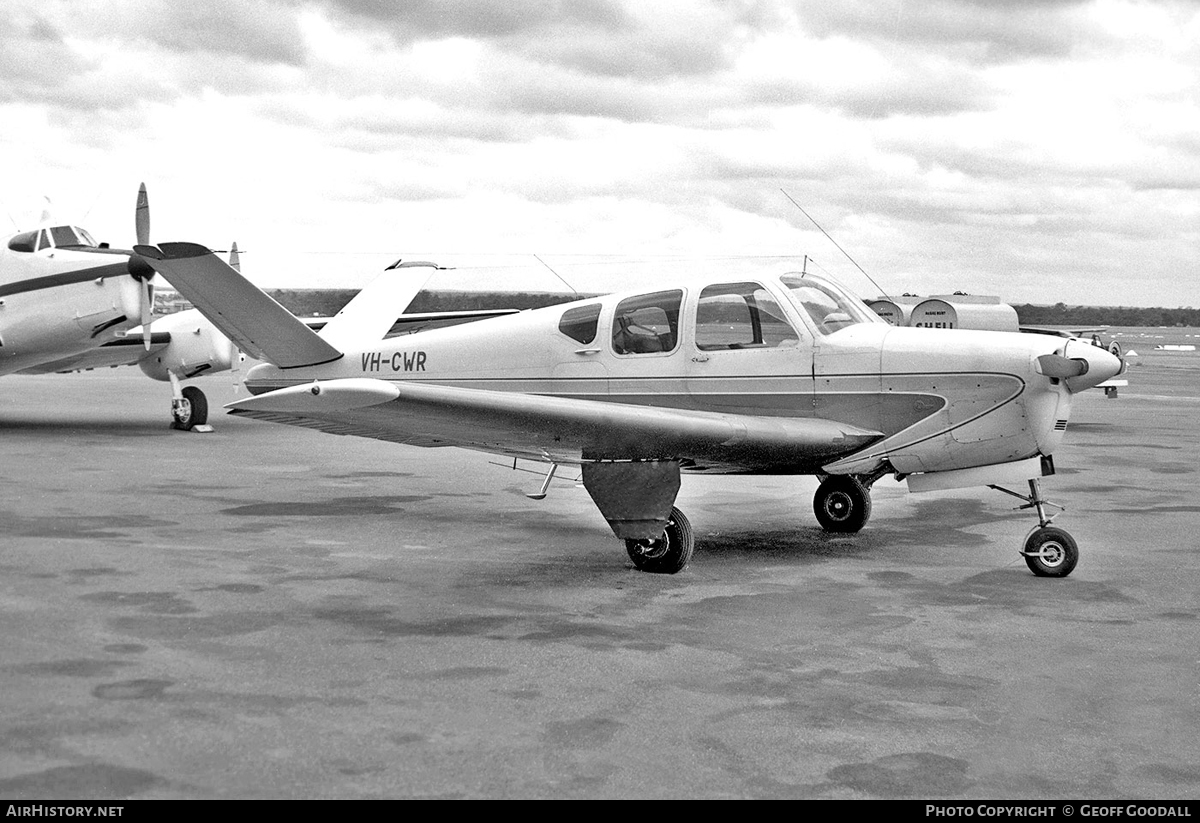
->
[135, 183, 150, 246]
[228, 241, 241, 273]
[1036, 353, 1088, 379]
[141, 281, 153, 349]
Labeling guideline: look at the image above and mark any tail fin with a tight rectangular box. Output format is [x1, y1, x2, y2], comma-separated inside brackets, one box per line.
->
[317, 260, 440, 349]
[136, 242, 342, 369]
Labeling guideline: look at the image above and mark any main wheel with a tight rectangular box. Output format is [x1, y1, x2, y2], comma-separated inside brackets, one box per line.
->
[172, 385, 208, 430]
[813, 476, 871, 533]
[1023, 526, 1078, 577]
[625, 507, 693, 574]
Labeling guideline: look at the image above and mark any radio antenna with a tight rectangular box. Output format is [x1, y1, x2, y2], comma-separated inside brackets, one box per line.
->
[781, 188, 891, 300]
[533, 254, 581, 298]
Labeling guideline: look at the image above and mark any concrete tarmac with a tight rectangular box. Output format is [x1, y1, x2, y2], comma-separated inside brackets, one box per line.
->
[1, 364, 1198, 799]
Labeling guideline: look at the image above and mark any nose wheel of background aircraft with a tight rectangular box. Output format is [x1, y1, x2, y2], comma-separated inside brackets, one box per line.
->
[625, 506, 693, 574]
[171, 385, 208, 431]
[813, 475, 872, 533]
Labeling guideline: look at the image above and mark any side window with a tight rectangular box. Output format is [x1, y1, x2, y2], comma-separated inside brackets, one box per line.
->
[695, 282, 799, 351]
[558, 304, 601, 344]
[36, 229, 50, 251]
[612, 290, 682, 355]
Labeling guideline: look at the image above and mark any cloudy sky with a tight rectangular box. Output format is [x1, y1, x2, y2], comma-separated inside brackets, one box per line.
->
[3, 0, 1197, 306]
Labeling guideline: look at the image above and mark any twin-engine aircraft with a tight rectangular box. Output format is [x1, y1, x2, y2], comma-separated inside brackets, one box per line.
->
[0, 186, 240, 429]
[133, 239, 1124, 578]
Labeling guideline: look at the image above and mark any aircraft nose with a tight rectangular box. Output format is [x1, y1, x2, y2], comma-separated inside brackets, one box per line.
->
[1064, 339, 1124, 393]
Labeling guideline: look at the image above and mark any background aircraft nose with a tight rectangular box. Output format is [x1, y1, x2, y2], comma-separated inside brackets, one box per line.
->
[1064, 339, 1124, 393]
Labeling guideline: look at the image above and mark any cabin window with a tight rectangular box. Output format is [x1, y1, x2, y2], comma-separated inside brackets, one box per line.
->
[695, 282, 799, 351]
[611, 290, 682, 355]
[558, 304, 601, 344]
[36, 229, 50, 251]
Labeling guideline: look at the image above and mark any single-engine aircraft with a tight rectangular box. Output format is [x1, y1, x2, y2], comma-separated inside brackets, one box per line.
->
[0, 186, 245, 429]
[132, 238, 1125, 578]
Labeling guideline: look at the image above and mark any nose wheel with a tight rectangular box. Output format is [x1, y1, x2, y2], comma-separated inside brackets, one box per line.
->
[171, 385, 209, 431]
[990, 478, 1079, 577]
[1022, 526, 1078, 577]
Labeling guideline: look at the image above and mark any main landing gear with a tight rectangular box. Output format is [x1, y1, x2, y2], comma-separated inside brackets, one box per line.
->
[813, 475, 873, 533]
[989, 478, 1078, 577]
[625, 506, 694, 574]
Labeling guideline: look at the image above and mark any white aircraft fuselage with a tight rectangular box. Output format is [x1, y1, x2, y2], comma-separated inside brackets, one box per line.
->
[239, 272, 1118, 478]
[0, 228, 148, 376]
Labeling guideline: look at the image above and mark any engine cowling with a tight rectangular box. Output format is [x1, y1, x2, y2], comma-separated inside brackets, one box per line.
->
[138, 308, 239, 382]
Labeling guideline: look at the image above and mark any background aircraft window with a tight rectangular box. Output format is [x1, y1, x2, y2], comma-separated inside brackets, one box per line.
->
[50, 226, 80, 247]
[558, 304, 601, 344]
[696, 282, 799, 351]
[612, 290, 682, 355]
[7, 231, 37, 253]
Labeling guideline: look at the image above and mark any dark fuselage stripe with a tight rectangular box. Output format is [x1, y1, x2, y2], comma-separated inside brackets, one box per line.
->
[0, 263, 131, 298]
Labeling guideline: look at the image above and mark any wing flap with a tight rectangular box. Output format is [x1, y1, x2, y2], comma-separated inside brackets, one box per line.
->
[135, 242, 343, 369]
[229, 379, 882, 469]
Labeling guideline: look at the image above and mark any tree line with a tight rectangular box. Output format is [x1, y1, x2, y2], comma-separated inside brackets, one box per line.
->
[265, 289, 1200, 328]
[1013, 303, 1200, 328]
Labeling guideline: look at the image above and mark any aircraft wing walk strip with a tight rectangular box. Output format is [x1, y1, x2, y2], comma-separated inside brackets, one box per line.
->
[227, 378, 884, 467]
[134, 242, 343, 369]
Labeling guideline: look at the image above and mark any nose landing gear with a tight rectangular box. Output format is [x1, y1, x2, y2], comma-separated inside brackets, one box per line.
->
[989, 478, 1079, 577]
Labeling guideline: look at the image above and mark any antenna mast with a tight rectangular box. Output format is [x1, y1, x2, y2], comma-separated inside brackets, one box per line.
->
[781, 188, 891, 299]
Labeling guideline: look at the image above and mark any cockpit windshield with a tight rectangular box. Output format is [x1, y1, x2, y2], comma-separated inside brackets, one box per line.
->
[779, 272, 883, 335]
[6, 225, 98, 253]
[48, 226, 97, 247]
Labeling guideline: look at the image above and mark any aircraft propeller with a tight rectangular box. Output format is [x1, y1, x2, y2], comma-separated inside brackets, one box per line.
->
[131, 183, 156, 349]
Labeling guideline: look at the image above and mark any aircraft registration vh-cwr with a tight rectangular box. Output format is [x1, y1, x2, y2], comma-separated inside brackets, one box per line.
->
[127, 227, 1124, 578]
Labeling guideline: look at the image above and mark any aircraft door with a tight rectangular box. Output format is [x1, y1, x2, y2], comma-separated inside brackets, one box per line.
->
[551, 302, 608, 399]
[684, 282, 811, 416]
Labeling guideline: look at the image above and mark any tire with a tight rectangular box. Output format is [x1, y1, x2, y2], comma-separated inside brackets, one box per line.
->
[1023, 526, 1078, 577]
[625, 507, 694, 574]
[1108, 341, 1122, 358]
[172, 385, 208, 430]
[813, 476, 871, 533]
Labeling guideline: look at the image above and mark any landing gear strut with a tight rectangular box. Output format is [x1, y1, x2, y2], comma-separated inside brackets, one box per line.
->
[625, 506, 694, 574]
[990, 478, 1078, 577]
[813, 475, 873, 533]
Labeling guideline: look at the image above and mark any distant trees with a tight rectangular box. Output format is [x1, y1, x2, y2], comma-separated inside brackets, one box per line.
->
[263, 289, 1200, 328]
[1014, 304, 1200, 327]
[267, 289, 588, 317]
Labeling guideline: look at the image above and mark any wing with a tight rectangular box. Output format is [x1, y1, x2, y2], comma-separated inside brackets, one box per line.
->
[16, 332, 172, 374]
[227, 378, 883, 472]
[135, 242, 343, 368]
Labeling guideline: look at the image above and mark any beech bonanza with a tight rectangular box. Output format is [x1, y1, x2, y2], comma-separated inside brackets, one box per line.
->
[133, 239, 1124, 577]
